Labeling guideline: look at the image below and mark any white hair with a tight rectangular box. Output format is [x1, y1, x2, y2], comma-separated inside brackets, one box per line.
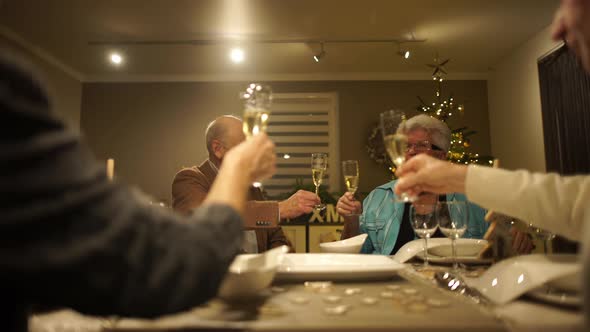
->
[398, 114, 451, 152]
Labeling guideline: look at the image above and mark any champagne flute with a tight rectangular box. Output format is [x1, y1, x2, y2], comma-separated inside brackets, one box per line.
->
[311, 153, 328, 211]
[437, 201, 468, 271]
[241, 83, 272, 139]
[379, 109, 413, 202]
[409, 203, 438, 268]
[341, 160, 360, 216]
[241, 83, 272, 187]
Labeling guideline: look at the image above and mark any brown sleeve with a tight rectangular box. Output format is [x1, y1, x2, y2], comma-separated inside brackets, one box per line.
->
[244, 201, 280, 228]
[267, 227, 295, 253]
[171, 169, 210, 215]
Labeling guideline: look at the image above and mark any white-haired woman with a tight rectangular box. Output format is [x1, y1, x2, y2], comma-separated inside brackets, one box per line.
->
[337, 115, 533, 255]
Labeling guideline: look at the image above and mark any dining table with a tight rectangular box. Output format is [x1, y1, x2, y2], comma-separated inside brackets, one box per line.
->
[28, 261, 584, 332]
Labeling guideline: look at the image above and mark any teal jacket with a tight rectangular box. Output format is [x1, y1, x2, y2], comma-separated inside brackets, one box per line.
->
[359, 180, 488, 255]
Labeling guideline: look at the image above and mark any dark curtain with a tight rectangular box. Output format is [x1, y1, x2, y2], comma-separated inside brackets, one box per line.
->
[538, 45, 590, 252]
[539, 45, 590, 174]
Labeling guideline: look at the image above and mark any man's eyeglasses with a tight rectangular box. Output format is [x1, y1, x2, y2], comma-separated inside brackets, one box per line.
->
[406, 140, 443, 152]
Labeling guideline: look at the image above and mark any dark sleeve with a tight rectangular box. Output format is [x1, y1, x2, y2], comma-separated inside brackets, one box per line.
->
[0, 53, 243, 318]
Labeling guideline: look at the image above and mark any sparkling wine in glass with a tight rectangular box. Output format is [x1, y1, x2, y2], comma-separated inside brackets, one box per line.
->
[241, 83, 272, 139]
[341, 160, 360, 215]
[437, 201, 468, 271]
[241, 83, 272, 187]
[380, 109, 413, 202]
[409, 203, 438, 268]
[311, 153, 328, 211]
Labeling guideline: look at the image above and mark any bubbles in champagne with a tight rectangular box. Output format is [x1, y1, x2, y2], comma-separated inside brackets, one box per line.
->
[241, 83, 272, 138]
[312, 169, 324, 187]
[243, 110, 270, 137]
[344, 175, 359, 194]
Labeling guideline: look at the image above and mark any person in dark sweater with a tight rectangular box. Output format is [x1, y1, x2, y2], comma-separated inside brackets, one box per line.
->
[0, 49, 276, 332]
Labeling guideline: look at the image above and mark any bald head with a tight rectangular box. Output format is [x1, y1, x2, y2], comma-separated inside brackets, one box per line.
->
[205, 115, 245, 159]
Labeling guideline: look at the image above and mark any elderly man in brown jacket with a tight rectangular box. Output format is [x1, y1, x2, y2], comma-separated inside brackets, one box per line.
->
[172, 115, 320, 253]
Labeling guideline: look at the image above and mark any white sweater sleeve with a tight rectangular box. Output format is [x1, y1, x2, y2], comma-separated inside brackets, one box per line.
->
[465, 165, 590, 241]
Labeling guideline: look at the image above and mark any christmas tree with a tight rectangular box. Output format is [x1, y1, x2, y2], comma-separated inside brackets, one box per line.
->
[416, 58, 494, 166]
[366, 57, 494, 176]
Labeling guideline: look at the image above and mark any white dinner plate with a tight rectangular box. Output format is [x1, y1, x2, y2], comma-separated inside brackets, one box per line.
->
[417, 253, 493, 265]
[276, 253, 405, 281]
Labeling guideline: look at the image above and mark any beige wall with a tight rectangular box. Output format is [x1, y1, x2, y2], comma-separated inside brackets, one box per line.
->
[81, 80, 490, 201]
[0, 34, 82, 130]
[487, 26, 561, 172]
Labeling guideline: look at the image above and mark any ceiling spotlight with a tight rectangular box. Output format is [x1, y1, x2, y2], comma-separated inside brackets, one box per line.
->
[395, 42, 410, 60]
[109, 52, 123, 65]
[313, 43, 326, 63]
[230, 48, 245, 63]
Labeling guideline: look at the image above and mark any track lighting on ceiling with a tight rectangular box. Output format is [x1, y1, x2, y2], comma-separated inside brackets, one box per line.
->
[395, 41, 411, 60]
[91, 36, 427, 65]
[229, 47, 245, 63]
[313, 42, 326, 63]
[109, 52, 124, 66]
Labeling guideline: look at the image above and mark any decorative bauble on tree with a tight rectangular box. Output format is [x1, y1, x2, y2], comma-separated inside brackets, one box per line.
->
[417, 57, 494, 166]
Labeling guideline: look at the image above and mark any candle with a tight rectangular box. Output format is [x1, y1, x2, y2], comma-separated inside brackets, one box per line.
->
[106, 158, 115, 181]
[492, 158, 500, 169]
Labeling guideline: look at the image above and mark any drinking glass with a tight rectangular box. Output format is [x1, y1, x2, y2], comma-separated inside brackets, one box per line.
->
[341, 160, 360, 216]
[528, 223, 556, 254]
[241, 83, 272, 139]
[379, 109, 413, 202]
[437, 201, 468, 271]
[311, 153, 328, 211]
[241, 83, 272, 187]
[409, 203, 438, 268]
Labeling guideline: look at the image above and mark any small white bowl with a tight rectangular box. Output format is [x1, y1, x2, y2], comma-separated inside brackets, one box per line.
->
[319, 234, 368, 253]
[217, 245, 289, 301]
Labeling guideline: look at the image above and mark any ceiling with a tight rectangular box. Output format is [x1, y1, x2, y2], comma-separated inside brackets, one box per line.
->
[0, 0, 559, 81]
